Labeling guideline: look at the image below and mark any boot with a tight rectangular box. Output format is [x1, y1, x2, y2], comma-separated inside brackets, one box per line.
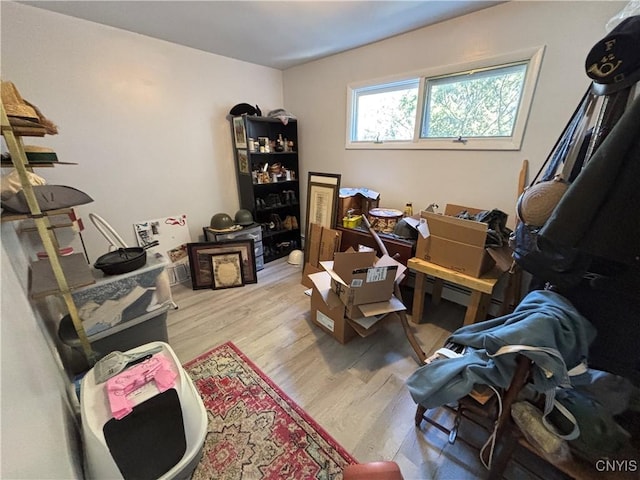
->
[291, 216, 298, 230]
[283, 215, 293, 230]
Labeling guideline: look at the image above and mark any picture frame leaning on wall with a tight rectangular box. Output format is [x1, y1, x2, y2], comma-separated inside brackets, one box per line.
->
[186, 239, 256, 289]
[208, 251, 245, 289]
[305, 172, 341, 232]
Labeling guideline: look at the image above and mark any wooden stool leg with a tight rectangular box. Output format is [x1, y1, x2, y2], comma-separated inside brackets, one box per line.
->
[398, 309, 426, 364]
[411, 272, 427, 324]
[486, 427, 519, 480]
[463, 291, 491, 325]
[486, 355, 533, 476]
[431, 277, 444, 305]
[415, 404, 427, 427]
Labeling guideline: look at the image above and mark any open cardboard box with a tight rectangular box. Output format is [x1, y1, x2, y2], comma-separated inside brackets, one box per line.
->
[301, 223, 342, 288]
[309, 272, 356, 344]
[320, 249, 406, 308]
[344, 293, 405, 320]
[308, 271, 405, 343]
[415, 204, 501, 277]
[348, 312, 399, 338]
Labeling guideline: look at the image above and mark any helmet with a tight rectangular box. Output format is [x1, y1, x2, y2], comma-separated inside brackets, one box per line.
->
[287, 249, 303, 266]
[210, 212, 235, 231]
[393, 218, 418, 240]
[234, 209, 254, 226]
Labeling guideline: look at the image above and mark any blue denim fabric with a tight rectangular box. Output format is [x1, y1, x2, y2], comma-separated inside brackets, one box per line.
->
[406, 290, 596, 408]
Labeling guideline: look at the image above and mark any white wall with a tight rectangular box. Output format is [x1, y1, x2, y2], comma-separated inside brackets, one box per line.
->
[0, 3, 283, 476]
[1, 1, 284, 263]
[1, 224, 83, 479]
[284, 1, 626, 227]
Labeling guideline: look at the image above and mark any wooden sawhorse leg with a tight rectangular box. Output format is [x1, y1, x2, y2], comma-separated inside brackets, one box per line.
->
[411, 271, 426, 324]
[411, 273, 444, 325]
[463, 290, 492, 326]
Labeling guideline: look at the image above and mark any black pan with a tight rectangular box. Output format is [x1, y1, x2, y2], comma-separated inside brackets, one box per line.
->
[94, 247, 147, 275]
[89, 213, 159, 275]
[94, 240, 159, 275]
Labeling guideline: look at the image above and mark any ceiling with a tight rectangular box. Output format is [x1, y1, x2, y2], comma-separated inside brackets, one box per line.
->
[20, 1, 502, 70]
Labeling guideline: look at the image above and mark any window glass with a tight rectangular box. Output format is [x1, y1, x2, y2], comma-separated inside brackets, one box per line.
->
[352, 79, 419, 142]
[421, 63, 527, 139]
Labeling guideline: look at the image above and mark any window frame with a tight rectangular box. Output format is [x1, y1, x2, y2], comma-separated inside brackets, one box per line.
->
[345, 46, 545, 151]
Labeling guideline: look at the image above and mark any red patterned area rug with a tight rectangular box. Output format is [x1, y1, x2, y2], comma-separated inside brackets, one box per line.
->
[184, 342, 357, 479]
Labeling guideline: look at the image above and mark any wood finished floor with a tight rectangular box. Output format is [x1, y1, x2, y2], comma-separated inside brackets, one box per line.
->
[167, 258, 564, 480]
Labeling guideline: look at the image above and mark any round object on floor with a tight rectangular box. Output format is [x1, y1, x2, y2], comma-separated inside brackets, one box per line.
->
[287, 249, 303, 265]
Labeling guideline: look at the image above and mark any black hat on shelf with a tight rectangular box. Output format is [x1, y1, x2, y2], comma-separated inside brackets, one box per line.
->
[229, 103, 262, 116]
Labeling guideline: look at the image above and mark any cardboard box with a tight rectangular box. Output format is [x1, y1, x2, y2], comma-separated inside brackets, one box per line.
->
[302, 223, 342, 288]
[320, 250, 405, 307]
[347, 312, 402, 338]
[301, 262, 324, 288]
[415, 204, 497, 277]
[310, 284, 356, 344]
[308, 271, 405, 342]
[308, 272, 356, 344]
[344, 294, 406, 320]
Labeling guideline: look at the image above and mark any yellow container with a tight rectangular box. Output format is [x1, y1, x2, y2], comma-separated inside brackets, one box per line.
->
[342, 215, 362, 229]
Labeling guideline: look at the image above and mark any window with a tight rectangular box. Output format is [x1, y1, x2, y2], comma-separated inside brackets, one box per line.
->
[351, 79, 419, 143]
[346, 47, 544, 150]
[421, 63, 527, 139]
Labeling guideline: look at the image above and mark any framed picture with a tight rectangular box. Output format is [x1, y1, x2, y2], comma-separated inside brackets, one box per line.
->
[237, 149, 249, 175]
[232, 117, 247, 149]
[208, 251, 245, 289]
[305, 172, 341, 232]
[187, 239, 257, 290]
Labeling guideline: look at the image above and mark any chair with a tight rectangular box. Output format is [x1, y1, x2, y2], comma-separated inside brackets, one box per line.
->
[414, 350, 639, 479]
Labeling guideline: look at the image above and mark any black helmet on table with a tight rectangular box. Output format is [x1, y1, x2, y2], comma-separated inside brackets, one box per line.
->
[234, 209, 254, 226]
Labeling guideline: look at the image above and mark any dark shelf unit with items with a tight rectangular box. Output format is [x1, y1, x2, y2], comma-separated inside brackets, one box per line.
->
[230, 115, 301, 264]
